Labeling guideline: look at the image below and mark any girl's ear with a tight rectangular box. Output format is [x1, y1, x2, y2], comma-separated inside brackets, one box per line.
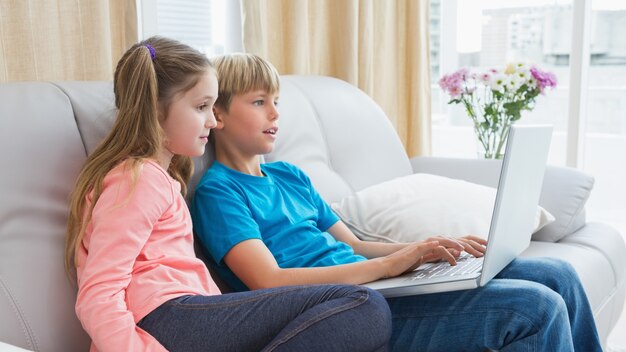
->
[213, 105, 226, 130]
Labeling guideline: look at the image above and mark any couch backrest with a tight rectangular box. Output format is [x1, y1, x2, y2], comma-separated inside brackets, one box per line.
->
[0, 76, 412, 350]
[0, 82, 94, 351]
[264, 76, 413, 203]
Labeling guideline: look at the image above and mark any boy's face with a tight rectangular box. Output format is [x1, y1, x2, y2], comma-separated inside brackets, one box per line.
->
[214, 89, 279, 157]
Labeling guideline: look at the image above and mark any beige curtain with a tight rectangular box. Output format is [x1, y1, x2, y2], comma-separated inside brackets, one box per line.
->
[0, 0, 137, 82]
[241, 0, 431, 157]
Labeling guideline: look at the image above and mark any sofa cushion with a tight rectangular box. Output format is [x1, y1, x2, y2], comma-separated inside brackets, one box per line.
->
[0, 82, 91, 350]
[53, 82, 116, 155]
[331, 173, 554, 243]
[265, 75, 413, 204]
[410, 157, 595, 243]
[531, 166, 594, 242]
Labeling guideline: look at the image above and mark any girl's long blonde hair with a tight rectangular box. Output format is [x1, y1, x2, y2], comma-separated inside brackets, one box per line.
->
[64, 36, 212, 280]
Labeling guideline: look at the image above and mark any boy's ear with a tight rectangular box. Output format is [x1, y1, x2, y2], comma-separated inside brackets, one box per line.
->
[213, 105, 226, 129]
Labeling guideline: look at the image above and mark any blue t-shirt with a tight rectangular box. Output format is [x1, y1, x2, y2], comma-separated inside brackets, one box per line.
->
[191, 161, 366, 291]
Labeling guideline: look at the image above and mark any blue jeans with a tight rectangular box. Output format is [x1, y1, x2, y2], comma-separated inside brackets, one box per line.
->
[138, 284, 391, 352]
[387, 257, 601, 351]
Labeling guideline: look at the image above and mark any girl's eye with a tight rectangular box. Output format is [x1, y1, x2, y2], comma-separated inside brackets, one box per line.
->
[197, 103, 208, 111]
[274, 100, 279, 106]
[253, 100, 264, 106]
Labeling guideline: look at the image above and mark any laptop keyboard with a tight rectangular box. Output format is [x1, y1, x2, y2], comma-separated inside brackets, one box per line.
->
[405, 253, 484, 281]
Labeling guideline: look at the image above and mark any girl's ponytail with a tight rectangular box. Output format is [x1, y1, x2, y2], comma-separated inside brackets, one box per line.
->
[65, 37, 211, 280]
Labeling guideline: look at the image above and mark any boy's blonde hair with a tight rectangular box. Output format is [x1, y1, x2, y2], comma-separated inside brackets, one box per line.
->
[212, 53, 280, 110]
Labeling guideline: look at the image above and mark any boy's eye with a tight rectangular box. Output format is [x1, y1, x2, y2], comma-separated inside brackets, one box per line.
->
[197, 103, 208, 111]
[253, 100, 264, 106]
[274, 100, 279, 106]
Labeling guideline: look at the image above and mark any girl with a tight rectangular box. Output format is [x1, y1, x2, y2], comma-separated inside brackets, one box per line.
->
[192, 53, 603, 352]
[65, 37, 392, 352]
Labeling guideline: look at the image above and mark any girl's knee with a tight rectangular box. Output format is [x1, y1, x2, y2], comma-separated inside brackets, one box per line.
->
[354, 287, 392, 346]
[361, 287, 392, 325]
[326, 285, 391, 328]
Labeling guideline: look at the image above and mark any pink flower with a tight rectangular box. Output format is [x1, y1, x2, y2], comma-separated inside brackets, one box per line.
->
[530, 67, 557, 94]
[438, 68, 469, 97]
[448, 85, 463, 98]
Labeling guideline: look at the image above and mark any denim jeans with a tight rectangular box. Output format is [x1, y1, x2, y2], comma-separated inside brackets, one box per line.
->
[387, 257, 601, 352]
[138, 284, 391, 352]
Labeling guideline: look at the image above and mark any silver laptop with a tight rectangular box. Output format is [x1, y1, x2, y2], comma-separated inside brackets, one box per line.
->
[363, 125, 553, 298]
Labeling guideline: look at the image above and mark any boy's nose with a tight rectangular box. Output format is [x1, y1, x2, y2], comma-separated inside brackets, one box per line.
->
[269, 105, 279, 120]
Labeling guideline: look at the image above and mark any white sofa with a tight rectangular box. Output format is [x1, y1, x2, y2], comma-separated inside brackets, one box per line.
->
[1, 76, 624, 351]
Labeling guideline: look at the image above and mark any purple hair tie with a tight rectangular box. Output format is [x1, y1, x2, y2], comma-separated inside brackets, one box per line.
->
[144, 44, 156, 60]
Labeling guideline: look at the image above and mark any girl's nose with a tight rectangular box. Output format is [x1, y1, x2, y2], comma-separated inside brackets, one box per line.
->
[206, 113, 217, 129]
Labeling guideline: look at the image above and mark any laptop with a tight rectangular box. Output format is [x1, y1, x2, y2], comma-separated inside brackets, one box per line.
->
[363, 125, 553, 298]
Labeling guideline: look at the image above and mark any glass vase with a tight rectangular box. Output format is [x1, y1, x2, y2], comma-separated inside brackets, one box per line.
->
[473, 123, 511, 159]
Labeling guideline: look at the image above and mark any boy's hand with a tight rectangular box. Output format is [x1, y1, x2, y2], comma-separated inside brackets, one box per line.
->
[422, 235, 487, 259]
[456, 235, 488, 257]
[379, 241, 456, 279]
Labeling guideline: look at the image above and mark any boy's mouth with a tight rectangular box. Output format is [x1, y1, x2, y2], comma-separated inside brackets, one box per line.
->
[263, 127, 278, 135]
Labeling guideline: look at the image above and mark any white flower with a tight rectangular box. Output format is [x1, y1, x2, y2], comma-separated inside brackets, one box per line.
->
[512, 61, 529, 71]
[515, 68, 531, 84]
[489, 73, 507, 92]
[506, 74, 523, 91]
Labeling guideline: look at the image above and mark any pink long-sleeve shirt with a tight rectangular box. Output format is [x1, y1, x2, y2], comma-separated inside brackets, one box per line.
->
[75, 159, 221, 352]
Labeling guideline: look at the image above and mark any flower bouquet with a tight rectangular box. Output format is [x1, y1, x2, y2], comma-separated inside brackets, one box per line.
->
[438, 62, 557, 159]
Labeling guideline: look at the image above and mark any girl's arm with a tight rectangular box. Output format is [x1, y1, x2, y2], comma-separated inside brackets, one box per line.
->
[223, 238, 453, 290]
[75, 163, 170, 352]
[326, 221, 487, 259]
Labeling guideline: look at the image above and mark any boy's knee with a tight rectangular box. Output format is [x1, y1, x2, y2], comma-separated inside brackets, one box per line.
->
[549, 258, 578, 279]
[520, 282, 569, 330]
[537, 257, 581, 290]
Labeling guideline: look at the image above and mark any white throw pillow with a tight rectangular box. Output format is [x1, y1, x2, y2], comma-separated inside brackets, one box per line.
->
[331, 173, 555, 243]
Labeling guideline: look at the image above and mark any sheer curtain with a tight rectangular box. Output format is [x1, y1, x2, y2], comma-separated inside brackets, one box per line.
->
[0, 0, 136, 82]
[241, 0, 431, 156]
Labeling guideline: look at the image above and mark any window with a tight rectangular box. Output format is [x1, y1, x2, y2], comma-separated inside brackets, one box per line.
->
[137, 0, 242, 56]
[430, 0, 573, 164]
[583, 2, 626, 232]
[429, 0, 626, 250]
[431, 5, 626, 345]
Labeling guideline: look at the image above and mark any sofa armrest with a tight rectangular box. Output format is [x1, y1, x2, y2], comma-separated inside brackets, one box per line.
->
[559, 222, 626, 284]
[409, 156, 502, 187]
[410, 156, 595, 242]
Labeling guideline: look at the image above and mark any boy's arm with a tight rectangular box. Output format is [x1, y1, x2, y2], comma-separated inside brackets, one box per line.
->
[223, 238, 452, 289]
[327, 221, 486, 259]
[290, 163, 482, 259]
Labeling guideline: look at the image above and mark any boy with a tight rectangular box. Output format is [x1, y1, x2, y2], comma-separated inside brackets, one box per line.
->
[192, 53, 600, 351]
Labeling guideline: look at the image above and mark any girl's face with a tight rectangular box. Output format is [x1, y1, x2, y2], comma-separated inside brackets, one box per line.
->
[160, 70, 218, 164]
[214, 89, 279, 158]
